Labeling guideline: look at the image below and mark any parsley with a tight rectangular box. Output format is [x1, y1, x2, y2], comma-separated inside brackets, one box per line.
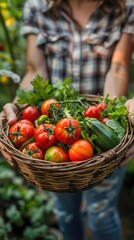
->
[16, 75, 79, 107]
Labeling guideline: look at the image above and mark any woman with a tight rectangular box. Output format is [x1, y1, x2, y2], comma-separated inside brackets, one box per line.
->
[0, 1, 134, 239]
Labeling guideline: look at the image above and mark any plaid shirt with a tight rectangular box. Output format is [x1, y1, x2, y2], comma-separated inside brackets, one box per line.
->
[21, 0, 134, 95]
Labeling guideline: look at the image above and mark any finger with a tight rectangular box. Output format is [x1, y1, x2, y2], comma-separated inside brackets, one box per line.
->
[1, 150, 16, 167]
[129, 116, 134, 125]
[3, 103, 18, 125]
[124, 144, 134, 157]
[0, 142, 5, 151]
[125, 98, 134, 111]
[125, 99, 134, 125]
[0, 111, 6, 126]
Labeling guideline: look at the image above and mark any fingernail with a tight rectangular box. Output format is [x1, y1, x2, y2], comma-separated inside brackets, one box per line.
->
[7, 159, 14, 167]
[0, 145, 4, 150]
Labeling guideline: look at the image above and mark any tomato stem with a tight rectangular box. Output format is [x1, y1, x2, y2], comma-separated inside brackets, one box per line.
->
[57, 100, 87, 108]
[19, 136, 35, 151]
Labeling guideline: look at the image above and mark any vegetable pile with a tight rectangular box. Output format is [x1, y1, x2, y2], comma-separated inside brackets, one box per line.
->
[8, 75, 129, 163]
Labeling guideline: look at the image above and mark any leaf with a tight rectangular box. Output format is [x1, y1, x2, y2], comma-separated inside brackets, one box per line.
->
[31, 75, 52, 98]
[6, 205, 24, 226]
[16, 89, 40, 106]
[16, 75, 80, 106]
[108, 106, 128, 120]
[23, 225, 49, 240]
[52, 78, 79, 101]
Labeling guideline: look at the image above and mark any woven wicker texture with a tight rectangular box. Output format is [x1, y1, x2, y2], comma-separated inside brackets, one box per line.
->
[0, 95, 134, 192]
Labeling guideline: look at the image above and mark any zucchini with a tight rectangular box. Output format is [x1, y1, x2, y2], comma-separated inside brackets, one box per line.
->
[85, 118, 120, 151]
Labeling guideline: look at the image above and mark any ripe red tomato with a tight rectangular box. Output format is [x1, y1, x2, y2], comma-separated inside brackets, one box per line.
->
[69, 140, 94, 162]
[55, 118, 81, 145]
[45, 146, 69, 163]
[101, 117, 110, 124]
[22, 142, 45, 160]
[22, 106, 40, 122]
[41, 99, 60, 118]
[97, 103, 107, 112]
[34, 123, 57, 150]
[84, 106, 100, 119]
[8, 120, 35, 149]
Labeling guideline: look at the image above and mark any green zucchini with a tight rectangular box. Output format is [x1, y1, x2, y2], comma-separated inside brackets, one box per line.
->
[85, 118, 120, 151]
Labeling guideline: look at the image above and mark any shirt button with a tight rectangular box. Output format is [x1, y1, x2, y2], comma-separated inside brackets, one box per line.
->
[74, 68, 79, 76]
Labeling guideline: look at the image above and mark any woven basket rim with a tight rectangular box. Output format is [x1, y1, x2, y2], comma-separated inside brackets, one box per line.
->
[1, 94, 134, 192]
[0, 95, 133, 166]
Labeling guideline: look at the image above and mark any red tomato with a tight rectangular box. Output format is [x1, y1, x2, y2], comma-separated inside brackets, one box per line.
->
[41, 99, 60, 118]
[34, 123, 57, 150]
[55, 118, 81, 145]
[84, 106, 100, 119]
[97, 103, 107, 112]
[8, 120, 35, 149]
[69, 140, 94, 162]
[45, 146, 69, 163]
[101, 117, 110, 124]
[22, 142, 45, 159]
[22, 106, 40, 122]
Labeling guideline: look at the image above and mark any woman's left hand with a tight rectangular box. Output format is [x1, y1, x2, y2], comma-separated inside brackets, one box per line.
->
[119, 98, 134, 168]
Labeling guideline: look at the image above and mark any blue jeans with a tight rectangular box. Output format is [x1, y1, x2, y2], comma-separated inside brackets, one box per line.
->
[51, 167, 126, 240]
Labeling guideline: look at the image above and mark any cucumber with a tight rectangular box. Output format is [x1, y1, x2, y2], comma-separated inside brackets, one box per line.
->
[85, 118, 120, 151]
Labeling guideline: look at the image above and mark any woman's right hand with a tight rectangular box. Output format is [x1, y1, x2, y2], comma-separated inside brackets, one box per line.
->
[0, 103, 19, 167]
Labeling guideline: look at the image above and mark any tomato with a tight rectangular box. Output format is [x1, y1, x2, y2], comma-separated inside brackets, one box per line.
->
[97, 103, 107, 112]
[41, 99, 60, 118]
[69, 140, 94, 162]
[45, 146, 69, 163]
[101, 117, 110, 124]
[8, 120, 35, 149]
[84, 106, 100, 119]
[22, 142, 45, 160]
[34, 123, 57, 150]
[55, 118, 81, 145]
[22, 105, 40, 122]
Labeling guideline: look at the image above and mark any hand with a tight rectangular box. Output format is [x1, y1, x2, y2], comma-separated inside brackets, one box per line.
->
[119, 98, 134, 168]
[0, 103, 19, 167]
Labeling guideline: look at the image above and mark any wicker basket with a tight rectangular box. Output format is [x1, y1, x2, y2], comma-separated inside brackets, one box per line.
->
[0, 95, 134, 192]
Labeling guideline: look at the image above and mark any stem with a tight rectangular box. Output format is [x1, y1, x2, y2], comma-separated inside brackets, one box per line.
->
[58, 100, 88, 108]
[19, 136, 35, 151]
[64, 108, 72, 118]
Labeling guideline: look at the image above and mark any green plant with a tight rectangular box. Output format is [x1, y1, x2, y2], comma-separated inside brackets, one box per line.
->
[0, 158, 57, 240]
[0, 0, 26, 109]
[0, 0, 26, 73]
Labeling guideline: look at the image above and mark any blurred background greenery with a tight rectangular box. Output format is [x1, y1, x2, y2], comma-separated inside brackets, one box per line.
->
[0, 1, 59, 239]
[0, 0, 134, 239]
[0, 0, 26, 106]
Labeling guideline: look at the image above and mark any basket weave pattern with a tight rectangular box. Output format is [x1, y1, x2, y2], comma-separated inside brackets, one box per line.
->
[0, 95, 134, 192]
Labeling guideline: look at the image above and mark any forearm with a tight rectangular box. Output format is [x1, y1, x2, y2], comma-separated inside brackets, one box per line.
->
[104, 32, 134, 99]
[13, 34, 48, 103]
[103, 62, 129, 99]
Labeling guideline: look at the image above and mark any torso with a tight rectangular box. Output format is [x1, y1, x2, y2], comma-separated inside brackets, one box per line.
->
[22, 0, 134, 95]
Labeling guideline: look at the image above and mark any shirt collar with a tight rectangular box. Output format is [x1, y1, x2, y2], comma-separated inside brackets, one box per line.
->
[41, 0, 54, 13]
